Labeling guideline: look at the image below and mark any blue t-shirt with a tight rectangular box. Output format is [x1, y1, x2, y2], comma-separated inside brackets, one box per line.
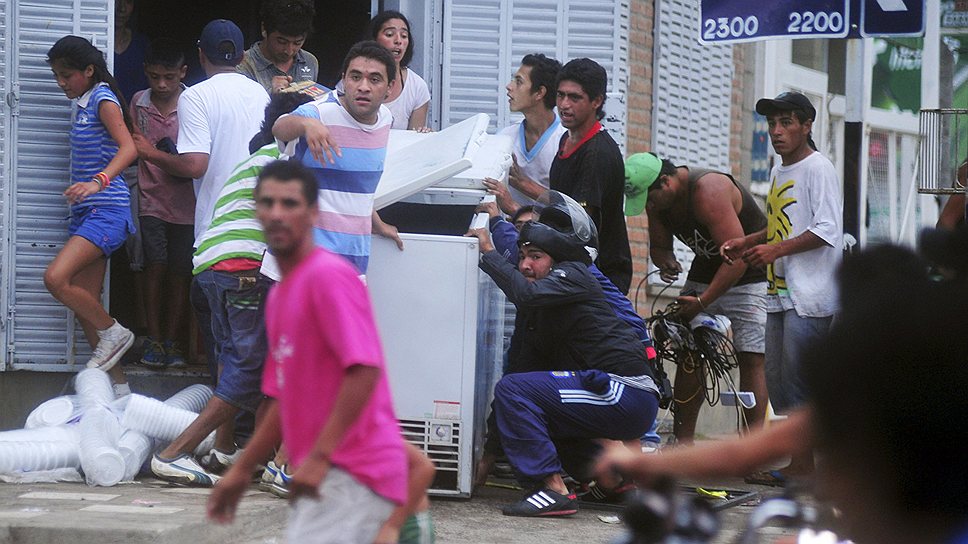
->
[70, 83, 130, 211]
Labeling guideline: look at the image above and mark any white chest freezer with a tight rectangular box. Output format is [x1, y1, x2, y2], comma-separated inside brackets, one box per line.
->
[367, 115, 511, 497]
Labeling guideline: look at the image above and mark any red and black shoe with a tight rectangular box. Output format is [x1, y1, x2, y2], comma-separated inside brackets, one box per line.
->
[501, 487, 579, 517]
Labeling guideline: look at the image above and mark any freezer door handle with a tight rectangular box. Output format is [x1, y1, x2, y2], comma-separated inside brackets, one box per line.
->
[469, 212, 490, 231]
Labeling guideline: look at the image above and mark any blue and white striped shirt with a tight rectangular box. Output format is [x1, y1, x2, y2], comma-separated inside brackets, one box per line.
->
[70, 82, 130, 210]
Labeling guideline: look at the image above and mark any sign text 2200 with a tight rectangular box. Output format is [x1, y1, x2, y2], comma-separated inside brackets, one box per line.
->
[702, 11, 845, 41]
[787, 11, 845, 33]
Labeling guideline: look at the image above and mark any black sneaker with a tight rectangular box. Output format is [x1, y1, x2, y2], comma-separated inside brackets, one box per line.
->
[577, 481, 636, 511]
[501, 487, 578, 517]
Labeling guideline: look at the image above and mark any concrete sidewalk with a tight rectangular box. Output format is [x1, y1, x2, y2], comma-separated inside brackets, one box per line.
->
[0, 475, 793, 544]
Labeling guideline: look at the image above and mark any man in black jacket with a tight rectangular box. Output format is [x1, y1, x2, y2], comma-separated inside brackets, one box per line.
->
[468, 192, 659, 518]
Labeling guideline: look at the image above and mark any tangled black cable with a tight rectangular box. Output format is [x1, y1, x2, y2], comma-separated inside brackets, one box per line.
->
[646, 302, 740, 411]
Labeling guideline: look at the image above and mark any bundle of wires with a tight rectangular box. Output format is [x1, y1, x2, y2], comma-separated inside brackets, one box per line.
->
[635, 272, 748, 432]
[647, 301, 741, 414]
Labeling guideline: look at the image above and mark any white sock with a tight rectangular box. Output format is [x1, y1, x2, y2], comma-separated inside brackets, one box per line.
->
[98, 320, 120, 335]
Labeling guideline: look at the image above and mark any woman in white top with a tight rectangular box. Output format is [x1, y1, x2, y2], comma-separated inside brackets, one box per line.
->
[368, 10, 431, 131]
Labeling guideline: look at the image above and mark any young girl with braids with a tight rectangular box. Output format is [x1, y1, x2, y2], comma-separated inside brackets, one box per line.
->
[45, 35, 137, 393]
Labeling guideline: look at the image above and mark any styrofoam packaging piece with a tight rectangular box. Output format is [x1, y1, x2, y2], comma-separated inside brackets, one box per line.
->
[118, 430, 154, 481]
[164, 384, 213, 413]
[25, 396, 81, 429]
[78, 406, 124, 487]
[75, 368, 115, 410]
[0, 441, 80, 473]
[120, 394, 198, 441]
[110, 395, 131, 416]
[0, 426, 79, 443]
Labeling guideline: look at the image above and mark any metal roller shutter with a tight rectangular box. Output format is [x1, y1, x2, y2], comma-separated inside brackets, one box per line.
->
[652, 0, 734, 288]
[7, 0, 113, 370]
[653, 0, 731, 169]
[440, 0, 629, 150]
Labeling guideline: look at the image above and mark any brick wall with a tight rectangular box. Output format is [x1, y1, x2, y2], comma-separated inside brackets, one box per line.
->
[626, 0, 654, 300]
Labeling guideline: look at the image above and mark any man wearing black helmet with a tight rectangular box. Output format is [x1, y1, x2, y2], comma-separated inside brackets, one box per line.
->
[467, 192, 660, 518]
[721, 91, 842, 484]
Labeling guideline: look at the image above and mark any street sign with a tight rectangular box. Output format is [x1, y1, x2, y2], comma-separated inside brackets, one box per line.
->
[860, 0, 925, 37]
[699, 0, 850, 44]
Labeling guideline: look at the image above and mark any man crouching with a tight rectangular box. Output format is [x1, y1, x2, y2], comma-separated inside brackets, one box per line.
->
[468, 191, 660, 517]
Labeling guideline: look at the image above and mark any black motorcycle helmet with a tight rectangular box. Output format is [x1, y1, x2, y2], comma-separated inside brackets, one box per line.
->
[518, 191, 598, 264]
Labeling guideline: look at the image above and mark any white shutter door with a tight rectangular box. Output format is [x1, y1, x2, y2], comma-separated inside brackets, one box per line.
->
[441, 0, 507, 132]
[654, 0, 731, 170]
[0, 0, 7, 368]
[8, 0, 112, 370]
[441, 0, 629, 149]
[651, 0, 733, 288]
[563, 0, 629, 154]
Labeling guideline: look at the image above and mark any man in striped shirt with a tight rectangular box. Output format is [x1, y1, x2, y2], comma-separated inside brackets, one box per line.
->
[272, 40, 401, 275]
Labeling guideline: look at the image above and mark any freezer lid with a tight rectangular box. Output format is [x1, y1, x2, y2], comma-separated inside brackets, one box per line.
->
[374, 113, 490, 210]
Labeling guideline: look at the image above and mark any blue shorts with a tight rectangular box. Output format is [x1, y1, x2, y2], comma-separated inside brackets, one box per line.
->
[69, 205, 135, 256]
[194, 269, 271, 414]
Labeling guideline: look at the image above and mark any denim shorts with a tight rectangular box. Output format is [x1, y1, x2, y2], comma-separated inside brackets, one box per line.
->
[140, 216, 194, 276]
[194, 268, 271, 414]
[69, 205, 135, 256]
[682, 280, 767, 354]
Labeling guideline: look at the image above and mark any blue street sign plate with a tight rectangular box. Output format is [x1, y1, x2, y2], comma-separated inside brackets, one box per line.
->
[861, 0, 925, 37]
[699, 0, 851, 44]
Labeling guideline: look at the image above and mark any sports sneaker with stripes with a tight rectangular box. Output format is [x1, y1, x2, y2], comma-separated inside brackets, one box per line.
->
[501, 487, 578, 517]
[150, 453, 220, 487]
[260, 460, 280, 488]
[268, 463, 292, 499]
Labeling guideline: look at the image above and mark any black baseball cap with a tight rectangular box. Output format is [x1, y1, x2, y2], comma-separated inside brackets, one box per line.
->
[755, 91, 816, 121]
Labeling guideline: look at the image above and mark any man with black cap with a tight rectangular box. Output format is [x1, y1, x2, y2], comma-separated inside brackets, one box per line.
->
[721, 91, 842, 485]
[624, 152, 768, 444]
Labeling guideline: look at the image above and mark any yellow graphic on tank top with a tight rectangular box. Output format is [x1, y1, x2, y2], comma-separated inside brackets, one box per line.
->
[766, 178, 796, 295]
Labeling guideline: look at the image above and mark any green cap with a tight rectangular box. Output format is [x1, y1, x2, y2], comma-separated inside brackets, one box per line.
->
[624, 153, 662, 216]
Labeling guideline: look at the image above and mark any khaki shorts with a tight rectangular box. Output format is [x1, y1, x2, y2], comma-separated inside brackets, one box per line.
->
[682, 280, 767, 354]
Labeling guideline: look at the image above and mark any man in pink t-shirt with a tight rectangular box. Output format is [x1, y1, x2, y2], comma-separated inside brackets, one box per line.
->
[207, 160, 407, 543]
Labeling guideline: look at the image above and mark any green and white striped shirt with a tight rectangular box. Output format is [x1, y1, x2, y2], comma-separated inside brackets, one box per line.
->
[192, 145, 280, 275]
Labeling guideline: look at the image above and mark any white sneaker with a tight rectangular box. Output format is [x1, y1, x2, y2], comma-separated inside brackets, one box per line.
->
[87, 321, 134, 372]
[150, 453, 220, 487]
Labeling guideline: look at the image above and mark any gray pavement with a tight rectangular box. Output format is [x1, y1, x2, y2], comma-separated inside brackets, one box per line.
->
[0, 475, 796, 543]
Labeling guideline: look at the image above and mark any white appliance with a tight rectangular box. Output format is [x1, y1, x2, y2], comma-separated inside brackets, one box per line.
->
[368, 115, 511, 497]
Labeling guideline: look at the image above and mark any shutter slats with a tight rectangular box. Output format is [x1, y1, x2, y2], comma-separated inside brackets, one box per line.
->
[442, 0, 628, 150]
[0, 0, 6, 369]
[8, 0, 111, 369]
[652, 0, 734, 287]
